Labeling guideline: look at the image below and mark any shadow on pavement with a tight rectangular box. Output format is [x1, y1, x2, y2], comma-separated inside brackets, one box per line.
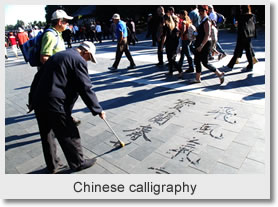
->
[5, 113, 36, 125]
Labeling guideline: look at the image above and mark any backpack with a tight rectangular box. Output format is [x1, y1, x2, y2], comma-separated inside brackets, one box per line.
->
[243, 15, 256, 38]
[216, 12, 226, 25]
[186, 24, 196, 41]
[22, 28, 59, 67]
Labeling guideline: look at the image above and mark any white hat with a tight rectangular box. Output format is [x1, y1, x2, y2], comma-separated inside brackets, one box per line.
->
[80, 41, 97, 63]
[112, 13, 120, 20]
[18, 27, 24, 32]
[51, 9, 73, 20]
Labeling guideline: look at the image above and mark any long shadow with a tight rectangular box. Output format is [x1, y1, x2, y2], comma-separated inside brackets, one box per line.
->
[5, 131, 40, 143]
[243, 92, 265, 100]
[5, 138, 40, 151]
[14, 86, 30, 90]
[28, 144, 129, 174]
[5, 113, 36, 125]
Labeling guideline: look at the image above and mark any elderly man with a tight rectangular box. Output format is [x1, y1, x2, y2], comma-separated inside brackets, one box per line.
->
[108, 13, 136, 71]
[29, 41, 106, 173]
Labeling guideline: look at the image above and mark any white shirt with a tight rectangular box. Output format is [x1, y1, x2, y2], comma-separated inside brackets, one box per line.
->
[96, 25, 102, 33]
[209, 11, 218, 22]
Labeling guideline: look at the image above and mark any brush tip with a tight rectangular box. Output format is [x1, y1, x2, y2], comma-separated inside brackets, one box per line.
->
[120, 142, 125, 147]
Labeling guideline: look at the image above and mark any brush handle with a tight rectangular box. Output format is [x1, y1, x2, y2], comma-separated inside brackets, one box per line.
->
[103, 119, 122, 142]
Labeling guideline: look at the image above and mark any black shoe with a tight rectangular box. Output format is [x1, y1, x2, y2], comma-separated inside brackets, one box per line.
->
[209, 56, 214, 60]
[108, 66, 117, 71]
[127, 64, 136, 69]
[242, 67, 253, 72]
[185, 68, 194, 73]
[74, 158, 97, 172]
[156, 62, 164, 66]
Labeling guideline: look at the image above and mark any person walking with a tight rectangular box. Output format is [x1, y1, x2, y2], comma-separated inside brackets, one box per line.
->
[177, 10, 195, 74]
[17, 27, 29, 61]
[189, 5, 200, 28]
[207, 5, 227, 60]
[8, 32, 18, 58]
[40, 9, 73, 65]
[224, 5, 256, 72]
[28, 41, 105, 173]
[161, 14, 180, 77]
[192, 5, 224, 84]
[95, 21, 102, 43]
[155, 6, 166, 66]
[108, 13, 136, 71]
[40, 10, 81, 125]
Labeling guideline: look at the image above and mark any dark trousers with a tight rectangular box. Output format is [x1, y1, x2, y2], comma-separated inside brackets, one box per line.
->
[178, 40, 194, 70]
[166, 44, 180, 73]
[35, 110, 84, 172]
[194, 41, 217, 73]
[228, 37, 254, 69]
[96, 32, 102, 43]
[112, 38, 135, 68]
[157, 40, 164, 64]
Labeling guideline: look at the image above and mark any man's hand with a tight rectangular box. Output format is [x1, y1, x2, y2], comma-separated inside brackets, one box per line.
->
[99, 111, 106, 120]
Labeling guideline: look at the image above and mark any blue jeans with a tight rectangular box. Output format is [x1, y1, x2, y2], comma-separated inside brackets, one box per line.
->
[216, 41, 225, 55]
[178, 40, 194, 70]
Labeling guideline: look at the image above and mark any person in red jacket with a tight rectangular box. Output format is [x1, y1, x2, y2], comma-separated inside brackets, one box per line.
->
[17, 27, 29, 61]
[8, 32, 18, 58]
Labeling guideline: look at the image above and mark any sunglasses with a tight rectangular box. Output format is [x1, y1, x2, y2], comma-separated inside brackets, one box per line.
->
[61, 19, 68, 24]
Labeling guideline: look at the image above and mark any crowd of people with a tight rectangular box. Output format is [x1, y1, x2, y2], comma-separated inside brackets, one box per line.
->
[5, 5, 260, 173]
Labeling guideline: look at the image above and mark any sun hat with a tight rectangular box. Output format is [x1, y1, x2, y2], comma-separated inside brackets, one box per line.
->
[18, 27, 24, 32]
[112, 13, 120, 20]
[80, 41, 97, 63]
[51, 9, 73, 20]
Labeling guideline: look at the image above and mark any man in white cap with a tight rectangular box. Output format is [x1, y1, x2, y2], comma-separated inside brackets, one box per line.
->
[40, 9, 73, 65]
[39, 9, 82, 125]
[108, 13, 136, 71]
[28, 41, 106, 173]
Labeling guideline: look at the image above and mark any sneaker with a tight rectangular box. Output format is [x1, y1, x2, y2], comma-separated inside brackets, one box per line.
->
[108, 66, 117, 71]
[185, 68, 194, 73]
[127, 64, 136, 69]
[253, 57, 259, 64]
[49, 163, 67, 174]
[74, 158, 97, 172]
[190, 78, 201, 84]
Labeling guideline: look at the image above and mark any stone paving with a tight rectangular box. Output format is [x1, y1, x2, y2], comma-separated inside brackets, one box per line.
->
[5, 29, 266, 174]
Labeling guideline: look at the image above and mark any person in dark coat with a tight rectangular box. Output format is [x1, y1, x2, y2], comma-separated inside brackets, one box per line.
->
[224, 5, 256, 71]
[28, 41, 106, 173]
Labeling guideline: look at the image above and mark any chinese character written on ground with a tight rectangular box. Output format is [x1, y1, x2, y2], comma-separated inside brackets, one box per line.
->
[123, 125, 152, 142]
[169, 99, 196, 112]
[167, 137, 201, 165]
[193, 123, 224, 140]
[205, 107, 237, 124]
[148, 167, 170, 174]
[148, 111, 176, 126]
